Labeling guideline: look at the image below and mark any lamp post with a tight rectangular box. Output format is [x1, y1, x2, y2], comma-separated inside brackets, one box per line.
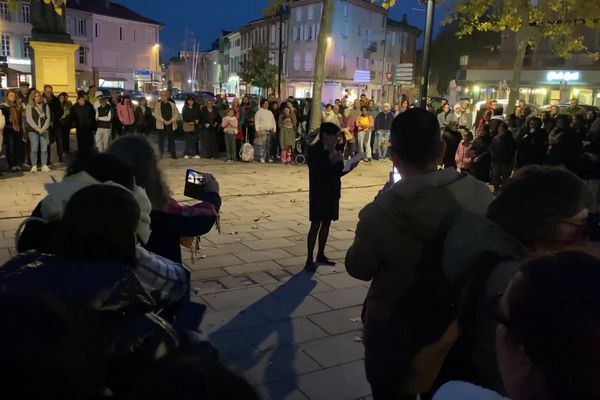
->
[277, 2, 289, 99]
[419, 0, 435, 108]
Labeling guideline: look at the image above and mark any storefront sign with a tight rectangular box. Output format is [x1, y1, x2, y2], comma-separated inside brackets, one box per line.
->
[354, 70, 371, 83]
[546, 71, 580, 82]
[133, 69, 152, 81]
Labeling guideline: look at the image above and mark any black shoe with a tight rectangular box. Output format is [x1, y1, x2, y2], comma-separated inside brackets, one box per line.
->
[171, 155, 178, 160]
[304, 260, 317, 273]
[316, 256, 336, 266]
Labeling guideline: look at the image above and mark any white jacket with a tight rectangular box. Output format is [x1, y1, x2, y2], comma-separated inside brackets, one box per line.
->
[26, 103, 51, 134]
[255, 108, 276, 132]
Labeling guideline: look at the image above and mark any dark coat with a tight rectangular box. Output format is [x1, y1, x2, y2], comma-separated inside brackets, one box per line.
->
[0, 251, 179, 394]
[490, 132, 517, 164]
[546, 128, 583, 174]
[145, 194, 222, 264]
[182, 104, 202, 124]
[71, 101, 96, 130]
[471, 134, 492, 183]
[307, 140, 344, 222]
[515, 127, 548, 168]
[134, 105, 154, 132]
[442, 128, 463, 169]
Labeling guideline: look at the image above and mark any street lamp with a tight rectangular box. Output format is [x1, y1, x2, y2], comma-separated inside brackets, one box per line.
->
[419, 0, 435, 108]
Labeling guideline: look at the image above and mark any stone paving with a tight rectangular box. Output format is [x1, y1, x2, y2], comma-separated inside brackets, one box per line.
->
[0, 149, 393, 400]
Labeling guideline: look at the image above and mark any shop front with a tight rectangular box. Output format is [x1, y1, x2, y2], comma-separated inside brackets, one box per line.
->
[458, 68, 600, 107]
[0, 56, 32, 88]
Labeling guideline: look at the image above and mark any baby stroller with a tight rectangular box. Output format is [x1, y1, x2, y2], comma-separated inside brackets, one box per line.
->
[294, 121, 309, 164]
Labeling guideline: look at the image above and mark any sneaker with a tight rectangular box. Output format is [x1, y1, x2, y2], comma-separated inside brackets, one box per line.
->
[30, 166, 38, 173]
[184, 155, 190, 160]
[227, 159, 233, 163]
[268, 159, 273, 163]
[260, 159, 265, 163]
[11, 166, 19, 172]
[41, 165, 51, 172]
[22, 163, 30, 169]
[193, 155, 201, 159]
[171, 155, 178, 160]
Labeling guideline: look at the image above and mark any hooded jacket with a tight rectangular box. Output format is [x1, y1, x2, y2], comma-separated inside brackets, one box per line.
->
[0, 252, 179, 394]
[346, 168, 494, 321]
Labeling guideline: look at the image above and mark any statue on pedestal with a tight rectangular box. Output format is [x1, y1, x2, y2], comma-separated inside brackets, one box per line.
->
[30, 0, 72, 43]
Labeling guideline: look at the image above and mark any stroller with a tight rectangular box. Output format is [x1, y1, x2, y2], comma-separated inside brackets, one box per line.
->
[294, 121, 310, 164]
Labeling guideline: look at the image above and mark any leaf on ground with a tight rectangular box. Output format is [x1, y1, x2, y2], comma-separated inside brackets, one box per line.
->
[251, 226, 259, 230]
[254, 217, 261, 222]
[290, 199, 296, 203]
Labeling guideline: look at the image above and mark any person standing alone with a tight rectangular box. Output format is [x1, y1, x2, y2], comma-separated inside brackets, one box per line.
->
[254, 99, 276, 163]
[154, 90, 179, 159]
[373, 103, 394, 161]
[95, 93, 112, 152]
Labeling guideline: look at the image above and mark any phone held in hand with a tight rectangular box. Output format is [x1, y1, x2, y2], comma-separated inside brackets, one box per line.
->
[184, 169, 206, 200]
[390, 167, 401, 183]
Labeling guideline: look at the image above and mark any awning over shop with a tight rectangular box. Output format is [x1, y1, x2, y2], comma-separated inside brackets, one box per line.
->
[7, 64, 31, 74]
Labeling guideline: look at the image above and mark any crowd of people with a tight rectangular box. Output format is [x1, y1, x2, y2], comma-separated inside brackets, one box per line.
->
[2, 80, 600, 399]
[346, 108, 600, 400]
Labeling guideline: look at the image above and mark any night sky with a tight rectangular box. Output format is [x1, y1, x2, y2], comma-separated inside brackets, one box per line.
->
[116, 0, 446, 61]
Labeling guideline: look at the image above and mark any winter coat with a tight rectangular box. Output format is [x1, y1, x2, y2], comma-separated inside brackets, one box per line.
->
[455, 141, 473, 171]
[117, 102, 135, 126]
[515, 127, 548, 168]
[374, 111, 394, 131]
[438, 212, 527, 393]
[182, 104, 201, 124]
[546, 127, 583, 174]
[437, 111, 452, 129]
[71, 101, 96, 130]
[146, 195, 221, 264]
[255, 108, 276, 132]
[0, 251, 180, 394]
[153, 100, 179, 131]
[221, 115, 238, 134]
[442, 128, 463, 168]
[134, 105, 154, 132]
[490, 133, 517, 164]
[471, 134, 492, 182]
[345, 168, 493, 395]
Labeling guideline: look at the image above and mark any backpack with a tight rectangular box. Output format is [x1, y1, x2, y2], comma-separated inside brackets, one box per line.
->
[240, 127, 254, 162]
[385, 214, 498, 395]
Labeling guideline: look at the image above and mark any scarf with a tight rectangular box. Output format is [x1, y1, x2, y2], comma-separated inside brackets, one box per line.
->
[8, 102, 21, 132]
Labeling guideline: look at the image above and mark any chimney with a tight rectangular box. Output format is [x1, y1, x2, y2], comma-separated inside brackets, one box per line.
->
[402, 14, 408, 23]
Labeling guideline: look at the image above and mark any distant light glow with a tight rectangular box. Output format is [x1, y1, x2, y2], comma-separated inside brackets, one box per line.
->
[547, 71, 579, 82]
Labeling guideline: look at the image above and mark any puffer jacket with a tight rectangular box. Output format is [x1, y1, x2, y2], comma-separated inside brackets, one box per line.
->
[0, 251, 180, 394]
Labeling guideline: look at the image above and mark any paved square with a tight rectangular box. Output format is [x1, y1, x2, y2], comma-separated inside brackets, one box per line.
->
[0, 151, 393, 400]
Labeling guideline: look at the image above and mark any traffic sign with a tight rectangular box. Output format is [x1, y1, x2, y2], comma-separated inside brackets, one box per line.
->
[386, 72, 393, 81]
[394, 63, 414, 85]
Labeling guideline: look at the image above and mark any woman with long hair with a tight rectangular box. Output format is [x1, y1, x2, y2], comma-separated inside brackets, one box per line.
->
[0, 90, 24, 172]
[199, 100, 221, 159]
[134, 97, 154, 137]
[182, 96, 201, 159]
[25, 90, 51, 172]
[58, 92, 73, 155]
[108, 135, 222, 263]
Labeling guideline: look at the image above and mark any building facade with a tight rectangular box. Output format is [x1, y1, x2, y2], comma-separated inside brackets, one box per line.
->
[285, 0, 420, 104]
[0, 0, 161, 91]
[222, 31, 241, 96]
[239, 14, 288, 96]
[458, 28, 600, 107]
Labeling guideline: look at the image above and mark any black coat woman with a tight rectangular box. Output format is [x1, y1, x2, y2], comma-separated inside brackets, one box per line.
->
[305, 122, 348, 272]
[71, 95, 96, 156]
[199, 100, 221, 159]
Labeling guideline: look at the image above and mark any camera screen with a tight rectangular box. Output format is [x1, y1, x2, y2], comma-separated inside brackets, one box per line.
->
[393, 167, 401, 183]
[187, 170, 205, 186]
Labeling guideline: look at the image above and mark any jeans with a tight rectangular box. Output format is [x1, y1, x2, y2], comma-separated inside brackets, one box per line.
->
[95, 128, 112, 152]
[184, 130, 199, 157]
[29, 131, 49, 167]
[158, 126, 175, 157]
[358, 129, 372, 159]
[122, 124, 135, 135]
[224, 133, 236, 161]
[254, 130, 269, 161]
[373, 129, 390, 159]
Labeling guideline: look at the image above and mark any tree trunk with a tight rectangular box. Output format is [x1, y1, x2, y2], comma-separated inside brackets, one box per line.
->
[505, 31, 528, 116]
[309, 0, 334, 132]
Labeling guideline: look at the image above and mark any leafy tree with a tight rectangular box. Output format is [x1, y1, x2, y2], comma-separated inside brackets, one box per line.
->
[430, 20, 500, 94]
[451, 0, 600, 114]
[239, 47, 278, 96]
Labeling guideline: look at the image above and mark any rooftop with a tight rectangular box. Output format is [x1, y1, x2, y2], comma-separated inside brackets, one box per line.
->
[69, 0, 163, 27]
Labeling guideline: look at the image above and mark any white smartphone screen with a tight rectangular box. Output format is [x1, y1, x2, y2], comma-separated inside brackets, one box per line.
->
[391, 167, 401, 183]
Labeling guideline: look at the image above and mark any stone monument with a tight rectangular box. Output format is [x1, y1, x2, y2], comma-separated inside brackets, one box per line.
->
[29, 0, 79, 95]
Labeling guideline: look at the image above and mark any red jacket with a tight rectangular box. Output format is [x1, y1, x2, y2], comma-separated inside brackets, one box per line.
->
[117, 102, 135, 126]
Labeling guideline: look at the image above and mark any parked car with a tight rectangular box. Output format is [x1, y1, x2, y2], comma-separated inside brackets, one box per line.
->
[474, 99, 539, 117]
[173, 92, 193, 116]
[192, 91, 216, 105]
[125, 90, 145, 106]
[539, 103, 599, 114]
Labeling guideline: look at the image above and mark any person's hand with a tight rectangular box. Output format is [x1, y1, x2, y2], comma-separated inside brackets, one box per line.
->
[202, 173, 219, 194]
[164, 120, 172, 126]
[375, 180, 393, 200]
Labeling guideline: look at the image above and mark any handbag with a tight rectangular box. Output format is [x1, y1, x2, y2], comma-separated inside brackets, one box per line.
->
[182, 121, 195, 133]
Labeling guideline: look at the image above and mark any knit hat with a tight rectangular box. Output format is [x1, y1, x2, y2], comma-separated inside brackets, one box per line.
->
[95, 91, 104, 99]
